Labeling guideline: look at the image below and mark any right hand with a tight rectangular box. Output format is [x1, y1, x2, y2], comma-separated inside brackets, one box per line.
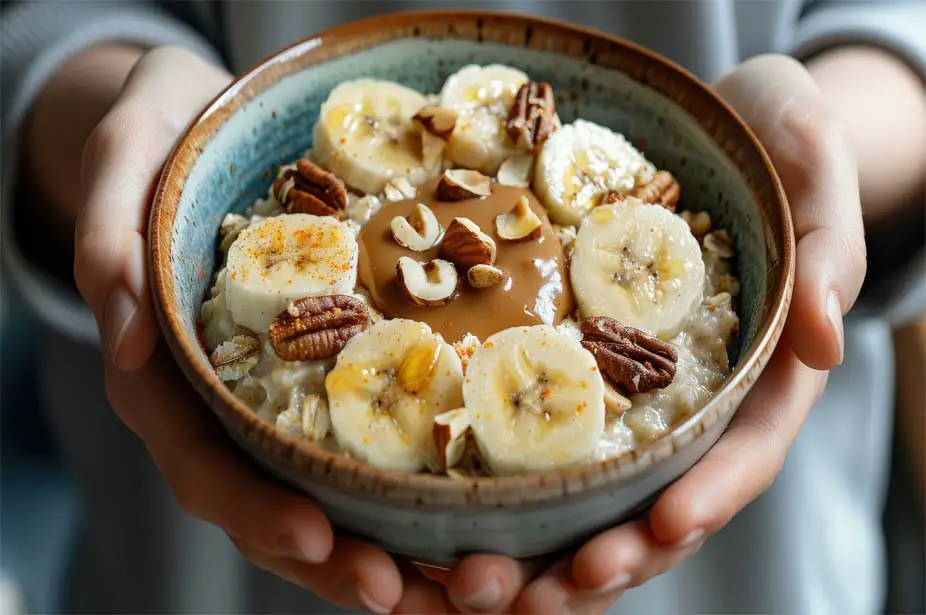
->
[73, 46, 445, 613]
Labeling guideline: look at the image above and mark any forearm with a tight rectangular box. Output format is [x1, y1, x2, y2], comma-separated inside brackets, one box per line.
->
[807, 46, 926, 225]
[23, 44, 145, 240]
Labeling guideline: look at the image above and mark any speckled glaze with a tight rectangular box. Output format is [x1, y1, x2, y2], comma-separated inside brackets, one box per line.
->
[149, 11, 794, 563]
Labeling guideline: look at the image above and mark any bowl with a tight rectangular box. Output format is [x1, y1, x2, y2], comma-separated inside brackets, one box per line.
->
[149, 10, 794, 563]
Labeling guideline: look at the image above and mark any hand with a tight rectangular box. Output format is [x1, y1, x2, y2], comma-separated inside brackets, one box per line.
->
[433, 54, 867, 615]
[73, 46, 437, 613]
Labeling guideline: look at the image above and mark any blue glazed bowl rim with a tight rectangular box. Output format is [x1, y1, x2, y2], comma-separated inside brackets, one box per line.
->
[150, 10, 794, 507]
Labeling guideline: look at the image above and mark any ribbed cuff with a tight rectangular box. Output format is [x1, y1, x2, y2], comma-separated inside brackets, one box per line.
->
[0, 1, 223, 344]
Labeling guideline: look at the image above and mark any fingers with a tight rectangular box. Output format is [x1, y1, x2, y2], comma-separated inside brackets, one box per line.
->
[446, 554, 545, 613]
[714, 54, 866, 370]
[510, 521, 705, 615]
[104, 345, 334, 564]
[234, 537, 404, 614]
[394, 561, 458, 614]
[74, 47, 231, 371]
[648, 341, 827, 545]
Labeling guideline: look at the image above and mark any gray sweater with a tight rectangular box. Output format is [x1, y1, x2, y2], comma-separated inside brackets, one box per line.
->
[1, 1, 924, 613]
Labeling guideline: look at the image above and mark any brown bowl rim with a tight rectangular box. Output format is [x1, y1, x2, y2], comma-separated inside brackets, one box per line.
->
[150, 9, 794, 507]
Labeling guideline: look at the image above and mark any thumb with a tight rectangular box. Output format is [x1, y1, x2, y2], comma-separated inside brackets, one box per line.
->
[714, 55, 866, 370]
[74, 47, 231, 370]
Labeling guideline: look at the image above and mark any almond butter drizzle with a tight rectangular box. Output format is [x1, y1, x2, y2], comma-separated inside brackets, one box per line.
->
[358, 178, 573, 341]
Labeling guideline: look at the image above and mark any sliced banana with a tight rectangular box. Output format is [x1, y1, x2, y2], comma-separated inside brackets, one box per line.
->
[463, 325, 605, 475]
[325, 319, 464, 472]
[535, 119, 656, 225]
[313, 79, 436, 195]
[224, 214, 358, 333]
[439, 64, 528, 175]
[570, 204, 705, 337]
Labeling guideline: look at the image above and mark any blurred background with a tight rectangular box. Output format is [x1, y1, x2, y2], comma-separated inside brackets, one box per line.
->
[1, 1, 924, 614]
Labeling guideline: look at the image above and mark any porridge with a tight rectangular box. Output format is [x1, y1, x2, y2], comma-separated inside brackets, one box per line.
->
[199, 64, 740, 476]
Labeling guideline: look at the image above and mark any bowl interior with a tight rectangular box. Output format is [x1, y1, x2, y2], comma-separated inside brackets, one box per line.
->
[172, 36, 768, 376]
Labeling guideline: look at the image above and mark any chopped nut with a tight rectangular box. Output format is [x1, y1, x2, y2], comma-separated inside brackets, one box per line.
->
[452, 333, 481, 374]
[679, 210, 712, 238]
[718, 273, 741, 296]
[704, 291, 733, 310]
[269, 295, 369, 361]
[630, 170, 680, 211]
[496, 154, 534, 188]
[391, 203, 444, 251]
[395, 257, 460, 306]
[439, 217, 497, 267]
[495, 195, 542, 241]
[603, 382, 633, 414]
[703, 229, 734, 258]
[580, 316, 677, 395]
[553, 224, 578, 257]
[302, 394, 331, 441]
[433, 408, 470, 471]
[436, 169, 492, 201]
[219, 213, 250, 252]
[398, 341, 441, 394]
[210, 335, 260, 381]
[507, 81, 557, 152]
[383, 177, 418, 202]
[273, 158, 348, 217]
[413, 105, 459, 139]
[467, 264, 508, 289]
[347, 194, 383, 225]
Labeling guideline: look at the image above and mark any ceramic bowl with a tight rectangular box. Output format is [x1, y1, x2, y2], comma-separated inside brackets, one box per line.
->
[149, 11, 794, 563]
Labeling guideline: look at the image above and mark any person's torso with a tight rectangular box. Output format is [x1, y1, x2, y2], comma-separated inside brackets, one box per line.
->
[218, 0, 801, 82]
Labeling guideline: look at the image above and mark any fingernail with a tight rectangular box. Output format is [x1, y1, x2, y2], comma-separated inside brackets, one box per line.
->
[103, 287, 138, 364]
[463, 576, 502, 612]
[827, 291, 844, 365]
[356, 586, 390, 615]
[677, 528, 705, 549]
[591, 570, 631, 594]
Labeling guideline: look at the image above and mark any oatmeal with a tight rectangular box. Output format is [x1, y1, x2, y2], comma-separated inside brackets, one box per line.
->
[199, 66, 739, 476]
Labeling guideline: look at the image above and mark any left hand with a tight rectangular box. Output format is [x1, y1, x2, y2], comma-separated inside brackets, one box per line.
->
[398, 54, 867, 615]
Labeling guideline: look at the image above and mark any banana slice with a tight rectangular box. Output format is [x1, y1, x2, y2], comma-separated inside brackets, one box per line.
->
[313, 79, 436, 195]
[439, 64, 528, 175]
[535, 119, 656, 225]
[570, 204, 705, 337]
[325, 319, 464, 472]
[224, 214, 358, 333]
[464, 325, 605, 475]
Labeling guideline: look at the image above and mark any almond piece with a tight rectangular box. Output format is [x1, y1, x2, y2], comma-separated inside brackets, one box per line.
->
[383, 177, 417, 202]
[467, 264, 508, 289]
[433, 408, 470, 471]
[395, 257, 460, 306]
[413, 105, 459, 139]
[436, 169, 492, 201]
[439, 217, 497, 267]
[496, 154, 534, 188]
[496, 195, 542, 241]
[391, 203, 444, 251]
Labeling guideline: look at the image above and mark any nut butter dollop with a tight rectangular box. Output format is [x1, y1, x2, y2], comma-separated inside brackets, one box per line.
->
[358, 178, 573, 341]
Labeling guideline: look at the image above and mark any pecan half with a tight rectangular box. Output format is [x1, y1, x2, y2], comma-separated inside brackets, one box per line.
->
[507, 81, 556, 152]
[269, 295, 369, 361]
[580, 316, 677, 395]
[632, 170, 680, 211]
[273, 158, 348, 218]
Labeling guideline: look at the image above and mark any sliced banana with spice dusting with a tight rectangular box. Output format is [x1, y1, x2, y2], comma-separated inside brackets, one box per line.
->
[313, 79, 436, 195]
[463, 325, 605, 475]
[570, 203, 705, 338]
[325, 319, 464, 472]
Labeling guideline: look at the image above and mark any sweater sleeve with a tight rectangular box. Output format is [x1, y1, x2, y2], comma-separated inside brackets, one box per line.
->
[784, 0, 926, 327]
[0, 1, 224, 343]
